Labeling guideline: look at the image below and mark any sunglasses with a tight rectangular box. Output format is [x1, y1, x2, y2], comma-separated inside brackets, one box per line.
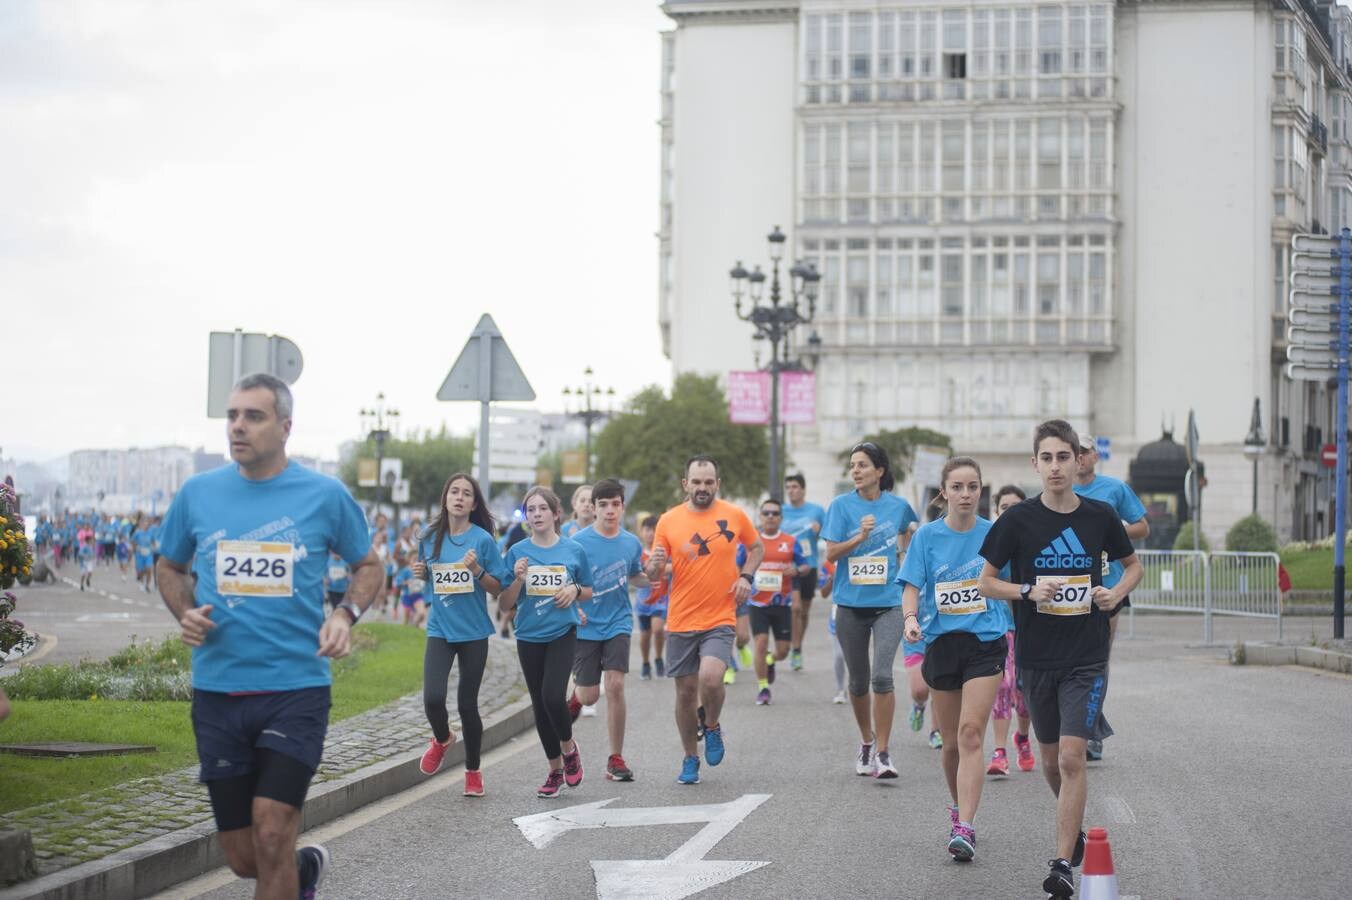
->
[761, 509, 782, 516]
[851, 441, 880, 454]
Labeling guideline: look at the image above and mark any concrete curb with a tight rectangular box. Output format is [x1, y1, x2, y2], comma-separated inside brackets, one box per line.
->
[0, 696, 535, 900]
[1231, 642, 1352, 674]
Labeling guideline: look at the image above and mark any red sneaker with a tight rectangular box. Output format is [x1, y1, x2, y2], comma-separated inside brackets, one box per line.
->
[1014, 732, 1036, 772]
[464, 769, 484, 797]
[986, 748, 1009, 776]
[606, 754, 634, 782]
[420, 736, 454, 775]
[537, 768, 565, 798]
[562, 741, 584, 787]
[568, 692, 583, 723]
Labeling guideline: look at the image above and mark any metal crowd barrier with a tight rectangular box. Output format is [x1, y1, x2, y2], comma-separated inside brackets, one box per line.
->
[1126, 550, 1282, 642]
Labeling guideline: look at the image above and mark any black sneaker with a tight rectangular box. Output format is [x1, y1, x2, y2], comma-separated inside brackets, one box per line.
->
[696, 705, 706, 741]
[297, 844, 329, 899]
[1071, 830, 1087, 867]
[1042, 857, 1074, 897]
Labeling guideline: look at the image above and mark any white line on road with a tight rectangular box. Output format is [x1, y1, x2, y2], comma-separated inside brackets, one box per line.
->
[1098, 795, 1137, 825]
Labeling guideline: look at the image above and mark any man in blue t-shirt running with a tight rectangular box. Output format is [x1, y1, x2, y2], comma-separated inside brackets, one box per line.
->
[156, 373, 382, 899]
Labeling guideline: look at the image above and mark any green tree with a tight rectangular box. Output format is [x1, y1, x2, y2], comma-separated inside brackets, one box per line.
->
[1172, 520, 1210, 553]
[592, 373, 769, 513]
[339, 427, 475, 512]
[1225, 514, 1279, 552]
[835, 426, 954, 487]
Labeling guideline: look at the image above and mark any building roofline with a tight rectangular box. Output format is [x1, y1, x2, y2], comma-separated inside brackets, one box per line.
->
[662, 0, 799, 24]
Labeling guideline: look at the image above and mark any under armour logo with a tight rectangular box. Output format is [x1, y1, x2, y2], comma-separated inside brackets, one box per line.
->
[689, 521, 735, 556]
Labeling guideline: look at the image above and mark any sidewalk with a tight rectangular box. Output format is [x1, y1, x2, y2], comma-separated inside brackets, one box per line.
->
[0, 637, 529, 900]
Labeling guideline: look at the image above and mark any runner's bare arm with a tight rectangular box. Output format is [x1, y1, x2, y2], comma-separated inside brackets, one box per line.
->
[1124, 518, 1150, 541]
[318, 549, 382, 658]
[343, 549, 384, 613]
[1093, 552, 1143, 609]
[157, 556, 214, 647]
[498, 558, 528, 613]
[978, 561, 1058, 602]
[823, 534, 864, 563]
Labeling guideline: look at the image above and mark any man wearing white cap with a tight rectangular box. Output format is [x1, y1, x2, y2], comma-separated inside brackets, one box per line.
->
[1072, 432, 1149, 761]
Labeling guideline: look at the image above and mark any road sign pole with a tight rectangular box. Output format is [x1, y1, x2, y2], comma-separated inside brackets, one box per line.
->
[478, 328, 493, 490]
[1336, 228, 1350, 639]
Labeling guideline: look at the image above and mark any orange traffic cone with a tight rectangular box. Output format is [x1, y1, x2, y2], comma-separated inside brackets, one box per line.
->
[1079, 827, 1119, 900]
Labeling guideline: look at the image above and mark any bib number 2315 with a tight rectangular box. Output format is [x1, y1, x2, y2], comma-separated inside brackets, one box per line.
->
[216, 541, 294, 597]
[1035, 575, 1092, 616]
[848, 556, 887, 586]
[526, 566, 567, 596]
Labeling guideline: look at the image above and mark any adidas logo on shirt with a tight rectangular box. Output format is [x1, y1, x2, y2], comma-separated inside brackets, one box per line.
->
[1034, 528, 1095, 570]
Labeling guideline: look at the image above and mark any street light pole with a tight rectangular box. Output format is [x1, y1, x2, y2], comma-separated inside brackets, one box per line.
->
[1243, 397, 1265, 516]
[563, 368, 614, 483]
[359, 393, 399, 518]
[730, 226, 822, 499]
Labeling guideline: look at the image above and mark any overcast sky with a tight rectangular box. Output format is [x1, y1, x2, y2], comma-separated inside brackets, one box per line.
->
[5, 0, 671, 463]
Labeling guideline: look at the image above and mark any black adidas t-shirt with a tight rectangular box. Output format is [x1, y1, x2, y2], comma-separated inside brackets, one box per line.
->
[979, 494, 1134, 670]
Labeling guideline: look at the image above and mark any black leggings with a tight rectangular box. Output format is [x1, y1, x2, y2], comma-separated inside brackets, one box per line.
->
[516, 628, 577, 761]
[422, 637, 490, 770]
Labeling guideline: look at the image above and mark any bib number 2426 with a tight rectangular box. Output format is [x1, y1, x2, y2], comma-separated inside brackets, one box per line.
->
[216, 541, 294, 598]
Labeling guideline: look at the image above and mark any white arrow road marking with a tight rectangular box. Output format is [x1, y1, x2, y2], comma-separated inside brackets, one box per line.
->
[514, 794, 772, 900]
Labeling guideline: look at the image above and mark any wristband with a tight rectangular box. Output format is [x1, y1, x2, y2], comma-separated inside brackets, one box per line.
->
[337, 601, 362, 625]
[904, 611, 918, 620]
[739, 572, 754, 585]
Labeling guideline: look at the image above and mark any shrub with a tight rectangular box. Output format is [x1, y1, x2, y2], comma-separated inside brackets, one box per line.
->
[1172, 521, 1210, 553]
[1225, 514, 1279, 553]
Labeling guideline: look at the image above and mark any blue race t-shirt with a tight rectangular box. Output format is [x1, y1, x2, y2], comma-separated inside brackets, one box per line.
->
[821, 491, 919, 609]
[157, 461, 371, 693]
[503, 537, 591, 643]
[897, 517, 1012, 644]
[325, 555, 350, 594]
[571, 525, 644, 641]
[133, 528, 154, 557]
[419, 524, 505, 643]
[782, 501, 827, 567]
[1073, 475, 1147, 589]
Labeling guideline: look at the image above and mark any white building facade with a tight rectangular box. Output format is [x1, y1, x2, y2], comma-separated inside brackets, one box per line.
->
[660, 0, 1352, 546]
[67, 446, 195, 512]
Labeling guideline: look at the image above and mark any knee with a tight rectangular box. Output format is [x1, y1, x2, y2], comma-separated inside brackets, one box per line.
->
[1058, 745, 1086, 778]
[218, 837, 257, 879]
[674, 680, 698, 704]
[250, 821, 293, 866]
[957, 722, 984, 754]
[870, 673, 895, 695]
[603, 672, 624, 698]
[699, 672, 724, 694]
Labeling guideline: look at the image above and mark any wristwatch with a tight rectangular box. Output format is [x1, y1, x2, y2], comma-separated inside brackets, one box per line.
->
[337, 601, 363, 625]
[739, 572, 754, 585]
[1019, 583, 1033, 602]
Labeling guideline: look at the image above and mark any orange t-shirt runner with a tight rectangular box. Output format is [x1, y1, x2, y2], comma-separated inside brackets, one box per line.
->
[653, 499, 758, 633]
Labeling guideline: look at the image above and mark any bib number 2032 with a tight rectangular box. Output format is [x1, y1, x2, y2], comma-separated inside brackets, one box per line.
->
[1035, 575, 1091, 616]
[935, 578, 987, 615]
[216, 541, 294, 598]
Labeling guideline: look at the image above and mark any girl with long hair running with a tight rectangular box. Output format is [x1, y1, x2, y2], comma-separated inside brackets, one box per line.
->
[899, 457, 1013, 862]
[412, 473, 505, 797]
[499, 486, 593, 797]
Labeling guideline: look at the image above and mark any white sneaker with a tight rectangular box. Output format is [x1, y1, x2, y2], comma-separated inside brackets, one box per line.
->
[873, 750, 899, 779]
[580, 704, 598, 718]
[832, 691, 847, 705]
[855, 741, 875, 776]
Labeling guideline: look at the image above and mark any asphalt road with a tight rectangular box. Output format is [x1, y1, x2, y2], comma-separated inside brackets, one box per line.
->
[155, 610, 1352, 900]
[4, 563, 178, 665]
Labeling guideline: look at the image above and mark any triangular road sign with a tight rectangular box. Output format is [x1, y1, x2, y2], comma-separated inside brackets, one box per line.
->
[437, 314, 535, 402]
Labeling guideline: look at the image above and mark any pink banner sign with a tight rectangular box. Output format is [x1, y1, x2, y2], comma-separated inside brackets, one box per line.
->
[727, 371, 770, 424]
[780, 371, 816, 424]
